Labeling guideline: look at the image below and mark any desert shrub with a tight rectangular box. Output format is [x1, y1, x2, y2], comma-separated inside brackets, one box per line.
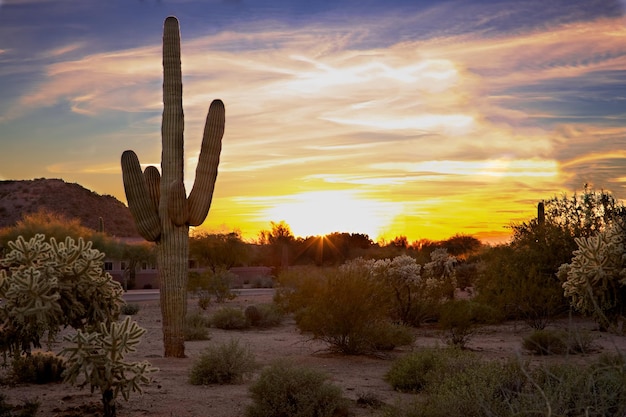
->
[120, 303, 140, 316]
[188, 339, 257, 385]
[391, 353, 626, 417]
[475, 242, 568, 328]
[522, 328, 596, 355]
[246, 361, 347, 417]
[386, 347, 478, 393]
[565, 328, 597, 353]
[211, 307, 249, 330]
[245, 304, 284, 328]
[438, 300, 501, 348]
[522, 329, 568, 355]
[415, 359, 527, 417]
[10, 352, 65, 384]
[273, 266, 326, 314]
[0, 393, 40, 417]
[188, 269, 237, 304]
[369, 322, 415, 351]
[184, 311, 211, 341]
[295, 260, 395, 354]
[523, 361, 626, 417]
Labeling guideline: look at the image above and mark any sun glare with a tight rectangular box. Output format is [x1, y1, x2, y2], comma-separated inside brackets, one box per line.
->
[262, 190, 402, 239]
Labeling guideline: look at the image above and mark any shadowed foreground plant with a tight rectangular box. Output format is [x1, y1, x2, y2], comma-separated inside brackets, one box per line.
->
[189, 339, 256, 385]
[246, 361, 347, 417]
[0, 234, 123, 361]
[61, 316, 157, 417]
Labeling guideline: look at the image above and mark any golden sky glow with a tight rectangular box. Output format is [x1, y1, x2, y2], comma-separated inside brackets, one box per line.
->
[1, 1, 626, 244]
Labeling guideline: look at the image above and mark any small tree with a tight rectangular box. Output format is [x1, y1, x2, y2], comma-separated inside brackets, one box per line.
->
[189, 231, 249, 272]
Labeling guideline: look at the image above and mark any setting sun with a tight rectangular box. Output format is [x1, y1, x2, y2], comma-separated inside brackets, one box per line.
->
[260, 190, 402, 239]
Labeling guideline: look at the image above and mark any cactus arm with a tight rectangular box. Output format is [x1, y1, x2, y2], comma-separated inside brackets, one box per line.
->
[121, 151, 161, 242]
[168, 181, 189, 227]
[187, 99, 224, 226]
[143, 166, 161, 213]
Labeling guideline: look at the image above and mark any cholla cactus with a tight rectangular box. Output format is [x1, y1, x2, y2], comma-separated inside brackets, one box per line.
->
[121, 16, 223, 357]
[61, 317, 157, 417]
[558, 223, 626, 332]
[0, 234, 123, 359]
[371, 255, 422, 324]
[423, 249, 458, 300]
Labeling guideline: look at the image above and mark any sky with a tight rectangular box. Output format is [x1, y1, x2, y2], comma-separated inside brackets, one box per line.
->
[1, 0, 626, 244]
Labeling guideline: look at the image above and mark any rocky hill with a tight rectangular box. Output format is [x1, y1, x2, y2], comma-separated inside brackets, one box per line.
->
[0, 178, 140, 237]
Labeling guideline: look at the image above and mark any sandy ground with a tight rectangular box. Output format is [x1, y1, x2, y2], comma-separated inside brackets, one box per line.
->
[3, 292, 626, 417]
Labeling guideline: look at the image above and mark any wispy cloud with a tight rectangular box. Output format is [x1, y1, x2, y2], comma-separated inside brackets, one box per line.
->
[2, 2, 625, 241]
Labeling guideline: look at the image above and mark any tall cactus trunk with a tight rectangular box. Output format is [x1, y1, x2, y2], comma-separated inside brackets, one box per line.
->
[121, 16, 224, 358]
[158, 15, 188, 358]
[157, 225, 188, 357]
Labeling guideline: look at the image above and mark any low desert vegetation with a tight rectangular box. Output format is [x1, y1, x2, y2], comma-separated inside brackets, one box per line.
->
[189, 339, 257, 385]
[8, 352, 65, 385]
[211, 307, 249, 330]
[184, 310, 211, 341]
[386, 349, 626, 417]
[522, 328, 596, 355]
[246, 360, 348, 417]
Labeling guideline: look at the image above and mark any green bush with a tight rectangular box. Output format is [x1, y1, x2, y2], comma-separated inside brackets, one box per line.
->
[385, 348, 477, 393]
[245, 304, 284, 328]
[294, 261, 393, 354]
[211, 307, 249, 330]
[120, 303, 140, 315]
[438, 300, 501, 348]
[416, 359, 527, 417]
[188, 339, 257, 385]
[390, 353, 626, 417]
[188, 269, 237, 304]
[184, 311, 211, 341]
[522, 328, 596, 355]
[10, 352, 65, 384]
[369, 322, 415, 351]
[246, 361, 347, 417]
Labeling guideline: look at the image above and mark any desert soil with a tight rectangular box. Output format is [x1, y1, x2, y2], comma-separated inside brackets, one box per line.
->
[3, 291, 626, 417]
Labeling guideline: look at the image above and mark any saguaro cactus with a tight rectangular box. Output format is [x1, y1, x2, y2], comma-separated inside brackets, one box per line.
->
[121, 16, 224, 357]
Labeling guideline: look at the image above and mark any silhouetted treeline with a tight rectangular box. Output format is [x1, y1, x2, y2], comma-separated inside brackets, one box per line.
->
[189, 220, 483, 272]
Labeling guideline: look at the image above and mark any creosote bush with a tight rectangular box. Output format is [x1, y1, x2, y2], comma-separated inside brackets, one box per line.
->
[244, 303, 284, 328]
[293, 260, 408, 354]
[387, 350, 626, 417]
[189, 339, 257, 385]
[184, 311, 211, 341]
[385, 347, 479, 393]
[522, 328, 596, 355]
[246, 360, 348, 417]
[438, 300, 501, 348]
[211, 307, 249, 330]
[121, 303, 141, 316]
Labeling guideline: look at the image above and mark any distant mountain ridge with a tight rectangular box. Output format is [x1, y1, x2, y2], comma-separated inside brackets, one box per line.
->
[0, 178, 140, 237]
